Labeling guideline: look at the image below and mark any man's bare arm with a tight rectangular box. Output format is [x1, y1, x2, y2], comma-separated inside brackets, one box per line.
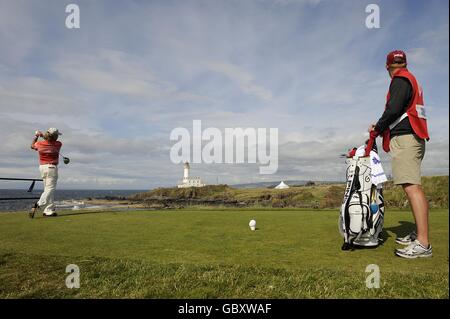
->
[31, 136, 39, 149]
[31, 131, 42, 149]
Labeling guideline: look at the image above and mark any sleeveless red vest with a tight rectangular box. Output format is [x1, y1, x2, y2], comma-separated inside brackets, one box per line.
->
[381, 68, 429, 152]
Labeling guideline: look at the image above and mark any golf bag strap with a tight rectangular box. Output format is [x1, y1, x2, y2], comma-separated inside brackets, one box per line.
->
[389, 112, 408, 130]
[343, 165, 361, 245]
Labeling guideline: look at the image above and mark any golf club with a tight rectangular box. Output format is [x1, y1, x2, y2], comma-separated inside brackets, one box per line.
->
[60, 154, 70, 165]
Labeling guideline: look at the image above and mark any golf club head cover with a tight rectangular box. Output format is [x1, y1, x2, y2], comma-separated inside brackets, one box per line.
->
[365, 131, 379, 157]
[347, 148, 357, 158]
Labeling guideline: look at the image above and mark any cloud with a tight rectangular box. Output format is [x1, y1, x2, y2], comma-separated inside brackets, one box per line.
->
[408, 48, 437, 67]
[262, 0, 323, 6]
[54, 50, 213, 103]
[0, 76, 77, 113]
[206, 61, 273, 102]
[0, 1, 41, 66]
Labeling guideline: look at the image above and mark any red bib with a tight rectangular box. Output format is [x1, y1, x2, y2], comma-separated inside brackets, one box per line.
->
[381, 68, 429, 152]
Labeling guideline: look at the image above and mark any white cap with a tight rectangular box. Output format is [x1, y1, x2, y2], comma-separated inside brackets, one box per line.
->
[47, 128, 62, 136]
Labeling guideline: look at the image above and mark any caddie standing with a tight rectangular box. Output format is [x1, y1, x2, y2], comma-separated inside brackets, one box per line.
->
[369, 50, 432, 258]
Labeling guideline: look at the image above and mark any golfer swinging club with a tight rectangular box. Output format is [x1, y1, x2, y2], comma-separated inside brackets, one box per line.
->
[369, 50, 431, 258]
[30, 128, 66, 218]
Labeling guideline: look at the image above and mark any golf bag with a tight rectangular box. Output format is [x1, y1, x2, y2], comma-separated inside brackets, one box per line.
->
[339, 138, 385, 250]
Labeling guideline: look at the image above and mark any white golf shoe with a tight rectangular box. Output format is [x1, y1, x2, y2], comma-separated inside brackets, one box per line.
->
[395, 240, 432, 259]
[395, 230, 417, 246]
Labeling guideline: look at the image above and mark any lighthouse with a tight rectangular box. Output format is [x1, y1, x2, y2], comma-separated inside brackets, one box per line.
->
[183, 161, 190, 180]
[178, 161, 206, 188]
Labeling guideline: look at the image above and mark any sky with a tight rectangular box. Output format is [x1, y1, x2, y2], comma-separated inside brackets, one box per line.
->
[0, 0, 448, 189]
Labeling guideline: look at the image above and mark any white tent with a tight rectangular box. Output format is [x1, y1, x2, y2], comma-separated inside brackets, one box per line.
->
[275, 181, 289, 189]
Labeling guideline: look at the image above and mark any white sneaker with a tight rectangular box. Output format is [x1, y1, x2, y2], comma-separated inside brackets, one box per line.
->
[43, 211, 58, 217]
[395, 230, 417, 246]
[395, 240, 432, 259]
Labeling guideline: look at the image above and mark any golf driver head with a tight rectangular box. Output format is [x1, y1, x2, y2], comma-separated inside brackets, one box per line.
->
[63, 156, 70, 165]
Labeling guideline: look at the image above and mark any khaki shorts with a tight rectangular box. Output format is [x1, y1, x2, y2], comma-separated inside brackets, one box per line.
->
[390, 134, 425, 185]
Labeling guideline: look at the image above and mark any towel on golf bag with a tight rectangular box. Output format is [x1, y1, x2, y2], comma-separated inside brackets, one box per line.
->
[370, 151, 387, 187]
[339, 155, 385, 250]
[354, 145, 387, 187]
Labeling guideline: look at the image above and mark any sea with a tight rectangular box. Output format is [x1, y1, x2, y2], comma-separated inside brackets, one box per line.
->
[0, 189, 145, 212]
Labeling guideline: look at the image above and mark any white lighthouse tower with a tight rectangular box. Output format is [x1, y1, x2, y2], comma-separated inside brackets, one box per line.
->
[178, 161, 206, 188]
[183, 161, 190, 181]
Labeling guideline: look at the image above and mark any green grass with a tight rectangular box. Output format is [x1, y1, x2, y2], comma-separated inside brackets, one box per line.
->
[0, 208, 448, 298]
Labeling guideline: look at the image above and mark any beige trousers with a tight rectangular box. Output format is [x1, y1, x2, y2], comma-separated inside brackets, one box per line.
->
[37, 164, 58, 215]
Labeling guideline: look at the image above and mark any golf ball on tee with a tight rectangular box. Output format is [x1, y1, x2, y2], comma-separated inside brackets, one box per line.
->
[249, 219, 256, 230]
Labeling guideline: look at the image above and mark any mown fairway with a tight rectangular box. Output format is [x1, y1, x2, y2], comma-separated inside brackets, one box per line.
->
[0, 208, 448, 298]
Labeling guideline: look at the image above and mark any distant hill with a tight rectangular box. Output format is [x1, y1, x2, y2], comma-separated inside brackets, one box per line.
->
[231, 180, 342, 189]
[128, 176, 448, 210]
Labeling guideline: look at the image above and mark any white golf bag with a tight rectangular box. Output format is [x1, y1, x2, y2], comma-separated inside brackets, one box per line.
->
[339, 141, 385, 250]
